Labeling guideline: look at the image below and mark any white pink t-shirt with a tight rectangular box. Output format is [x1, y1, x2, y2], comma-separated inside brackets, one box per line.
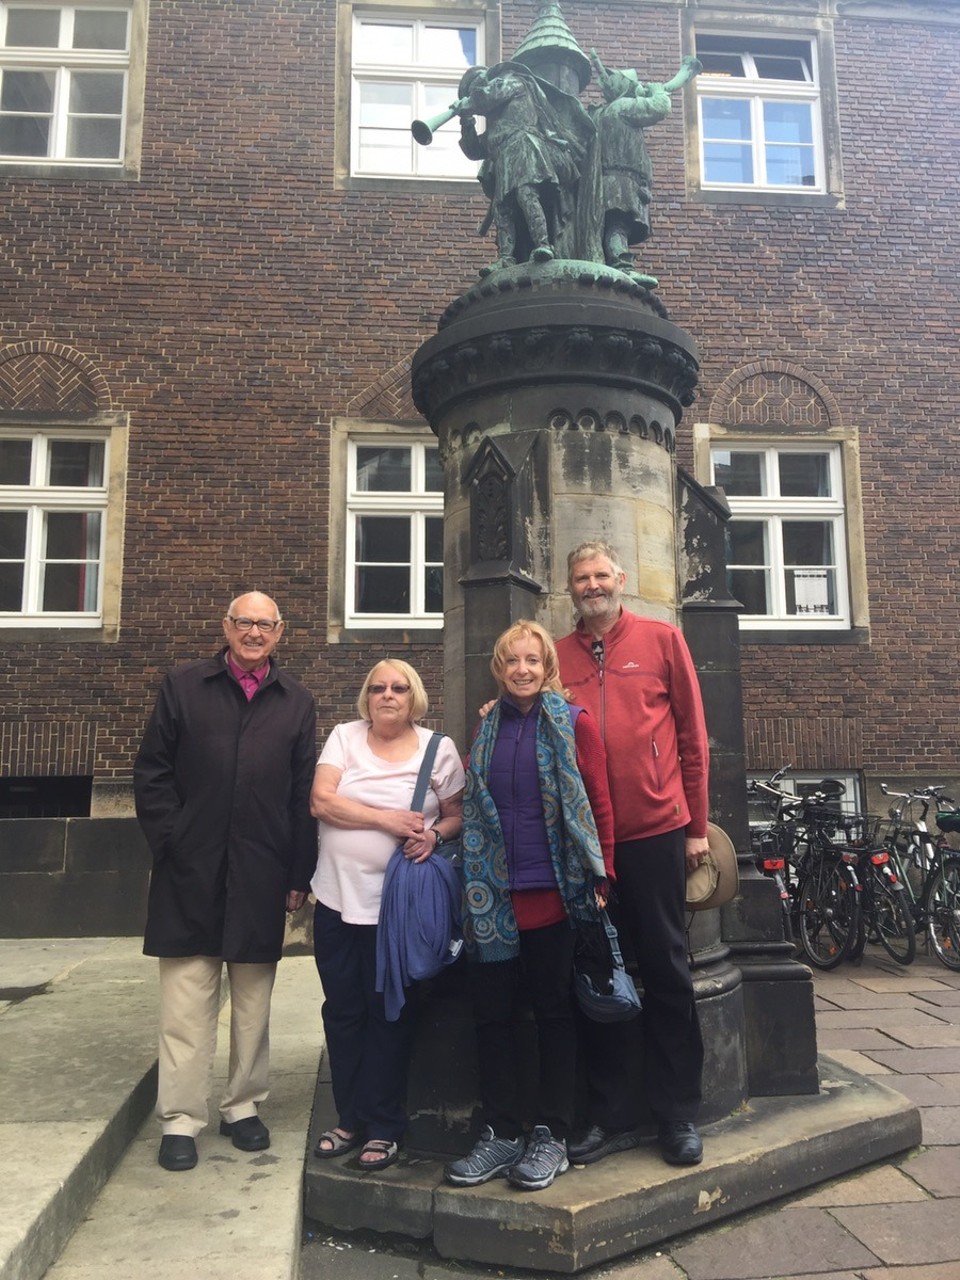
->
[310, 721, 465, 924]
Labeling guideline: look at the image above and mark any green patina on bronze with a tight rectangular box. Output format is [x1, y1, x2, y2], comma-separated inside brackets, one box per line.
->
[412, 2, 701, 284]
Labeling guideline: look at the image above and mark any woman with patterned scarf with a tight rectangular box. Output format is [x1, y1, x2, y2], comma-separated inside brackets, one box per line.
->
[443, 621, 615, 1192]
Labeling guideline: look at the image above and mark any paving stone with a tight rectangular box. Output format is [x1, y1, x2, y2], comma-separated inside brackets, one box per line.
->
[820, 1048, 893, 1075]
[785, 1164, 928, 1208]
[668, 1207, 879, 1279]
[914, 1105, 960, 1144]
[830, 1198, 960, 1266]
[816, 1028, 908, 1051]
[916, 988, 960, 1007]
[928, 1073, 960, 1097]
[887, 1075, 960, 1106]
[851, 976, 950, 993]
[814, 1009, 948, 1031]
[899, 1144, 960, 1196]
[861, 1266, 960, 1279]
[867, 1048, 960, 1073]
[873, 1023, 960, 1049]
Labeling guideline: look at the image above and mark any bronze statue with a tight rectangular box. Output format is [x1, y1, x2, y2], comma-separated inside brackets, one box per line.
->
[411, 29, 700, 283]
[455, 62, 593, 275]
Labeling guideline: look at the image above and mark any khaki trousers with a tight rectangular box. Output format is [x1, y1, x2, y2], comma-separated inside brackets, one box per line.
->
[156, 955, 277, 1137]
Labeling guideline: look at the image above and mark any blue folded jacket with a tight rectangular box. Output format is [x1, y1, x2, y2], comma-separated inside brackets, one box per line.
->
[375, 846, 463, 1022]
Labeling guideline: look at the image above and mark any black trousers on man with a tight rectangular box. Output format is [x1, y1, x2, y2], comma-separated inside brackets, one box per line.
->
[578, 827, 703, 1129]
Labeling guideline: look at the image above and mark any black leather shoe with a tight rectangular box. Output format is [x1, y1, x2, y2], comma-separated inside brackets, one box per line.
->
[158, 1135, 198, 1171]
[658, 1120, 703, 1166]
[219, 1115, 270, 1151]
[568, 1124, 641, 1165]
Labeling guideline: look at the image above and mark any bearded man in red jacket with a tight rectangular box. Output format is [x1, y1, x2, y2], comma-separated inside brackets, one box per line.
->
[556, 541, 710, 1168]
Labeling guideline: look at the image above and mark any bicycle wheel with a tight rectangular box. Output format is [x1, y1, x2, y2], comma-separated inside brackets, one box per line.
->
[925, 857, 960, 971]
[796, 859, 860, 970]
[872, 875, 916, 965]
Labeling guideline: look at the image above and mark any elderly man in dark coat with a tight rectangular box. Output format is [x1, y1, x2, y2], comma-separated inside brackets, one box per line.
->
[134, 590, 317, 1172]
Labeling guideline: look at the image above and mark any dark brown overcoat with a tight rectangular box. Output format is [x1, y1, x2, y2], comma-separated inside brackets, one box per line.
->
[134, 649, 317, 962]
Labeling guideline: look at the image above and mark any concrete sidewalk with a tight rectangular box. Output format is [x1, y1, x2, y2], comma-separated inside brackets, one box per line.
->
[0, 938, 322, 1280]
[4, 940, 960, 1279]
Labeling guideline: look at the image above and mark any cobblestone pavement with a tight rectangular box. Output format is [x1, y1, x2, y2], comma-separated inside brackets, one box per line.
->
[302, 947, 960, 1280]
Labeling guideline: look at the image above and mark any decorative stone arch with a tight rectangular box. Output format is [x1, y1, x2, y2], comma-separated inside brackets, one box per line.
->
[0, 341, 113, 416]
[708, 360, 841, 430]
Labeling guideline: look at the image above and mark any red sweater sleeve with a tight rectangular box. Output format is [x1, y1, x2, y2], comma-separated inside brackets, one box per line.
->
[574, 710, 616, 881]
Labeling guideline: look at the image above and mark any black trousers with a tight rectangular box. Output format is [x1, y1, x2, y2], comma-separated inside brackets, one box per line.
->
[579, 828, 704, 1128]
[467, 919, 577, 1140]
[312, 900, 416, 1143]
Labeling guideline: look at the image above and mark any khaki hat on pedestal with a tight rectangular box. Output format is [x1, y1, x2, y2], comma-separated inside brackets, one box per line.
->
[685, 822, 740, 911]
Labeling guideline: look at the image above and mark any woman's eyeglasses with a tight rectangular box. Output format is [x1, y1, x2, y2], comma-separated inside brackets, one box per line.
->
[368, 683, 411, 695]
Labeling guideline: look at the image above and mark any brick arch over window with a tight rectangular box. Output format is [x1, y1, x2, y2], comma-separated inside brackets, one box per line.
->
[709, 361, 841, 430]
[347, 355, 423, 423]
[0, 343, 112, 416]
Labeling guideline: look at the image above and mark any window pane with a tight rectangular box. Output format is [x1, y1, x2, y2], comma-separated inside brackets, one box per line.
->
[786, 567, 836, 616]
[1, 68, 55, 111]
[779, 453, 830, 498]
[69, 70, 124, 113]
[67, 114, 121, 157]
[698, 52, 745, 77]
[782, 521, 832, 566]
[702, 97, 752, 141]
[0, 562, 24, 609]
[703, 142, 753, 185]
[0, 510, 28, 557]
[727, 519, 766, 565]
[425, 515, 443, 561]
[48, 440, 105, 486]
[45, 510, 100, 558]
[766, 143, 815, 187]
[0, 439, 32, 484]
[355, 515, 410, 561]
[355, 446, 411, 492]
[356, 565, 409, 613]
[73, 9, 128, 50]
[754, 55, 808, 83]
[425, 565, 443, 613]
[5, 8, 61, 47]
[41, 560, 99, 611]
[0, 113, 48, 152]
[424, 448, 443, 492]
[421, 25, 476, 67]
[729, 567, 768, 614]
[358, 81, 411, 127]
[714, 451, 764, 496]
[764, 102, 813, 145]
[357, 22, 413, 65]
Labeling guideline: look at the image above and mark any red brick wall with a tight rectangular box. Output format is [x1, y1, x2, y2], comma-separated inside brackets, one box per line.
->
[2, 0, 958, 788]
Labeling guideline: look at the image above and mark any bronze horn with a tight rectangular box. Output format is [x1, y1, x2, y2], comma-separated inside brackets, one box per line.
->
[411, 99, 469, 146]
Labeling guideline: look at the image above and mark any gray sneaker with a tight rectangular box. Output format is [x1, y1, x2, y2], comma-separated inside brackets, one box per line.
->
[507, 1125, 569, 1191]
[444, 1125, 525, 1186]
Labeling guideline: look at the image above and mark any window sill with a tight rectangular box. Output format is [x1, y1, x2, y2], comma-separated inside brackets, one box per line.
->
[0, 160, 139, 182]
[690, 187, 843, 211]
[0, 623, 119, 642]
[328, 624, 444, 645]
[739, 627, 869, 646]
[338, 174, 477, 195]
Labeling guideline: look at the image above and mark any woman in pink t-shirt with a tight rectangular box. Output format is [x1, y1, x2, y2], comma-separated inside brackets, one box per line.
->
[308, 659, 464, 1171]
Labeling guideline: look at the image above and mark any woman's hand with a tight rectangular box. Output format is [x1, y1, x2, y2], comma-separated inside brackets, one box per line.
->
[382, 809, 426, 842]
[402, 828, 436, 864]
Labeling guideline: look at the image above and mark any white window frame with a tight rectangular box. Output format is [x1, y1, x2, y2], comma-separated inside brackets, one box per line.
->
[0, 426, 109, 627]
[710, 443, 850, 631]
[748, 769, 861, 826]
[345, 435, 443, 629]
[350, 9, 482, 181]
[695, 32, 825, 193]
[0, 2, 135, 167]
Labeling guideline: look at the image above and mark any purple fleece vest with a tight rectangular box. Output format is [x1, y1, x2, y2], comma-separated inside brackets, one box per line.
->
[486, 698, 555, 891]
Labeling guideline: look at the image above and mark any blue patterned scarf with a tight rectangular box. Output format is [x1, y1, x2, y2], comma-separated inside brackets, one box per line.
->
[461, 690, 605, 962]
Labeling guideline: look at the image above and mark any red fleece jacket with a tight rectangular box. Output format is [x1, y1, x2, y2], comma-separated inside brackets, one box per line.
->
[556, 609, 709, 843]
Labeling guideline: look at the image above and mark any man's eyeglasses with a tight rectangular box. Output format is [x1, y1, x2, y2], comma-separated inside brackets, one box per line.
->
[369, 683, 411, 695]
[228, 616, 282, 633]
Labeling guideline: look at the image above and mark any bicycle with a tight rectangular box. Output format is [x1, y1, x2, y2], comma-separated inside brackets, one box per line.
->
[836, 813, 916, 966]
[881, 784, 960, 970]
